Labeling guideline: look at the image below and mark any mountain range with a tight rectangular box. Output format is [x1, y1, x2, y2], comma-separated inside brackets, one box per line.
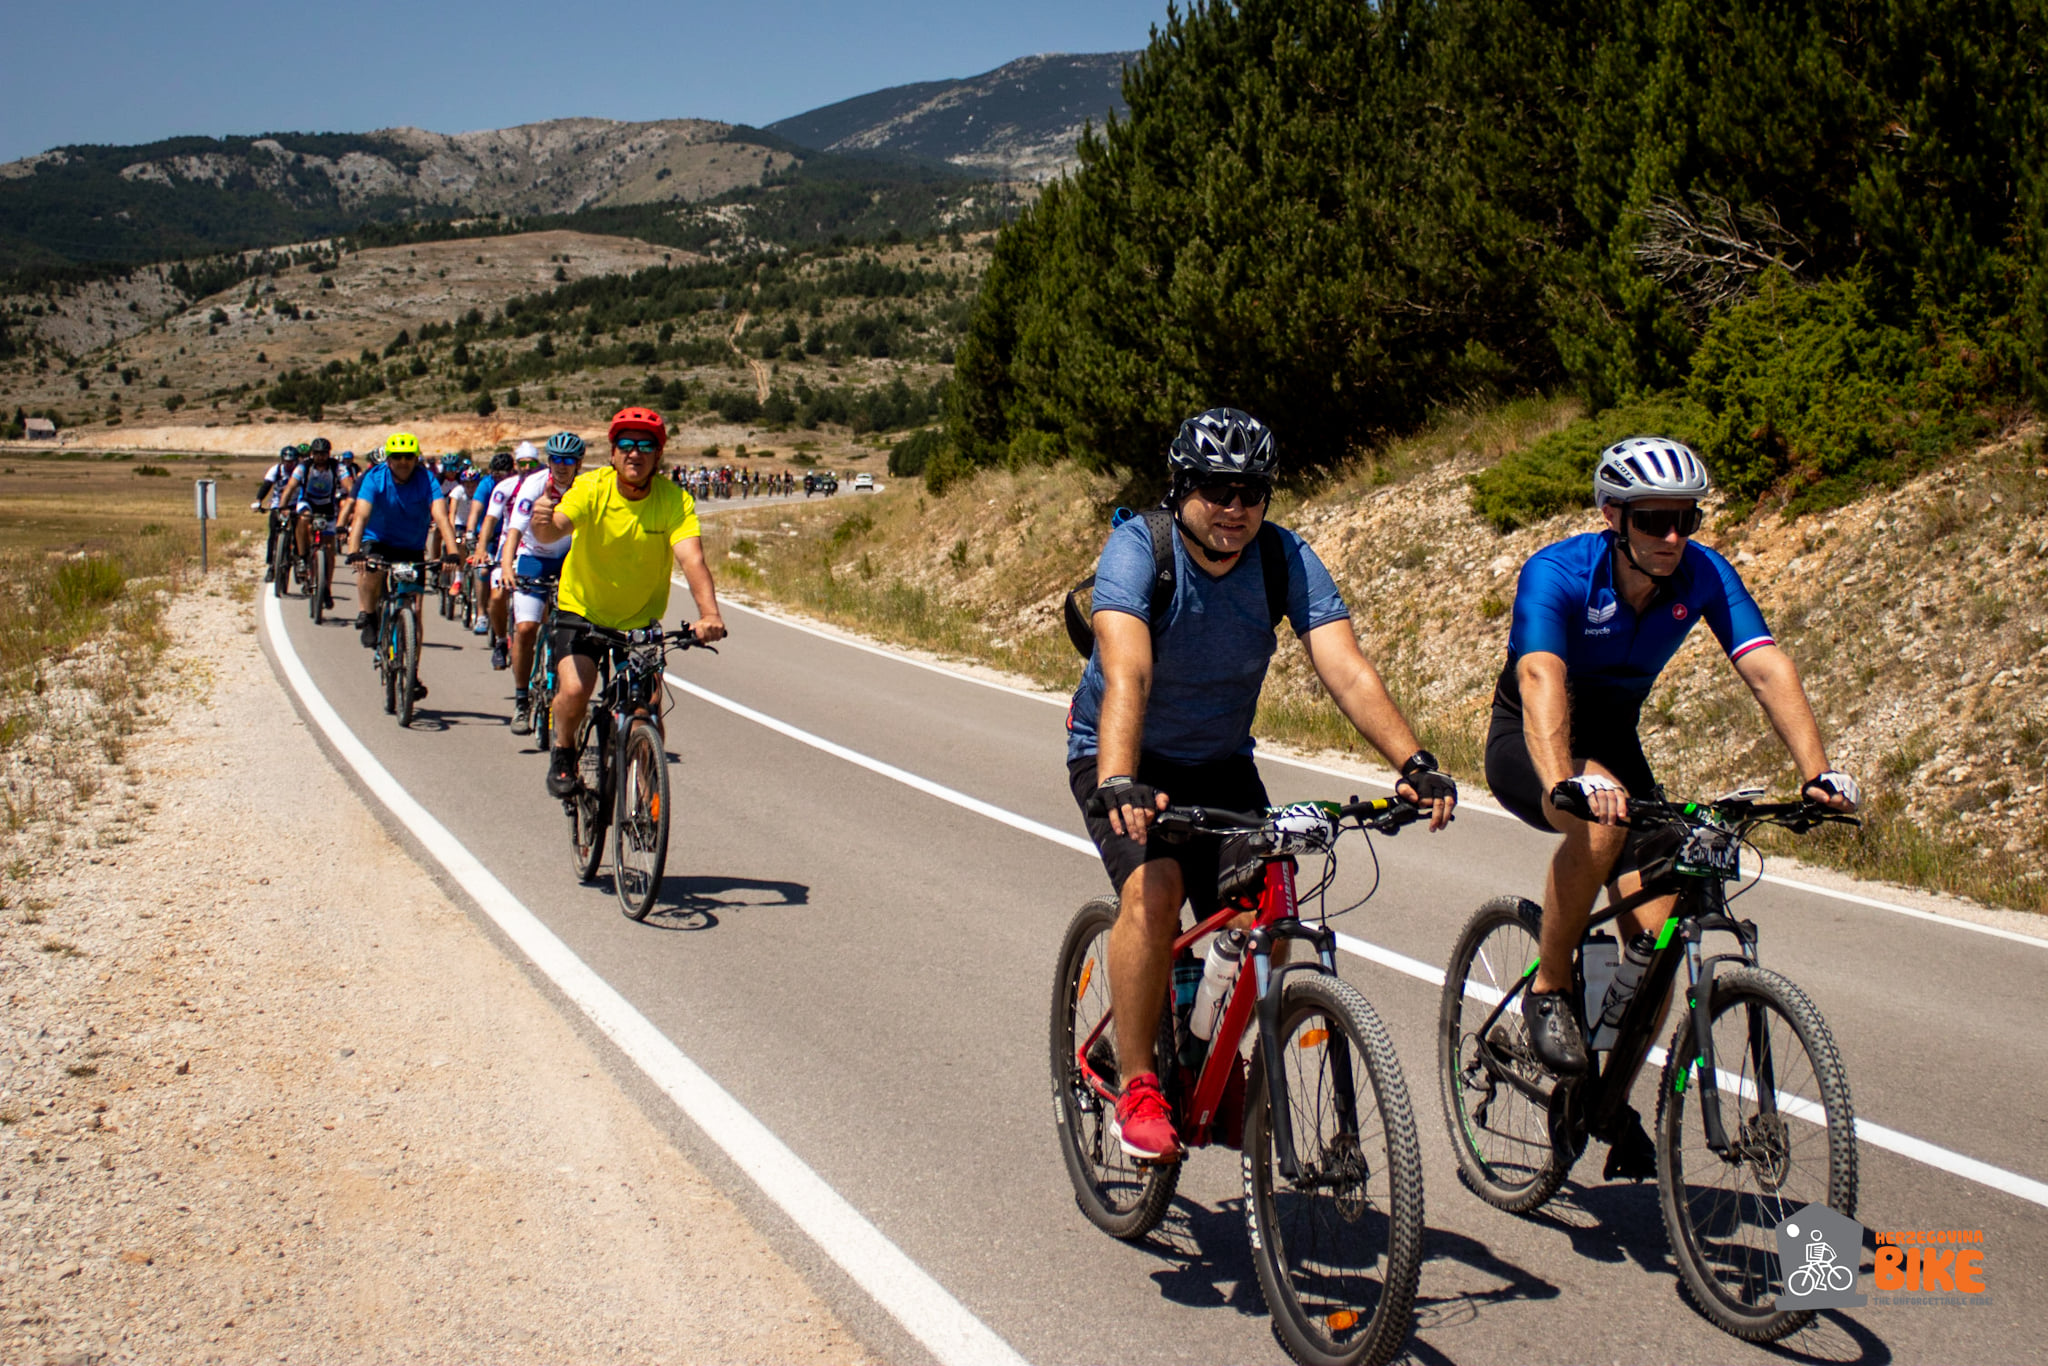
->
[0, 53, 1135, 277]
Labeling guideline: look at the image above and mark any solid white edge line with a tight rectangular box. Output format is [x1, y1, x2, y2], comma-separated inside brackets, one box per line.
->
[709, 587, 2048, 950]
[656, 660, 2048, 1215]
[261, 593, 1027, 1366]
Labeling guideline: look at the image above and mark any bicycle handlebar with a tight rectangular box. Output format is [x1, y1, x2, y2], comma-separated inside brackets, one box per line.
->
[1145, 795, 1426, 839]
[1548, 782, 1859, 834]
[578, 620, 719, 655]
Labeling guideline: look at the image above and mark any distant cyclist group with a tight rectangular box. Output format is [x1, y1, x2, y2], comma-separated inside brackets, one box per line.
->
[260, 399, 1865, 1359]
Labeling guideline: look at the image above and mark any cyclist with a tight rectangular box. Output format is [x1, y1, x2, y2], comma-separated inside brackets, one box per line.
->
[524, 407, 727, 797]
[502, 432, 587, 735]
[1071, 407, 1457, 1162]
[444, 457, 474, 535]
[1486, 436, 1859, 1085]
[343, 432, 463, 698]
[427, 453, 466, 565]
[253, 444, 300, 582]
[467, 449, 523, 660]
[277, 437, 351, 611]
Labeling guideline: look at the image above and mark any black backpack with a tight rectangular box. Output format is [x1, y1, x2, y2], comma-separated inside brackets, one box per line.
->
[1062, 506, 1289, 659]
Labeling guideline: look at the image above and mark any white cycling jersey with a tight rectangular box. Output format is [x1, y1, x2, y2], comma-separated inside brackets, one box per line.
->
[508, 470, 573, 559]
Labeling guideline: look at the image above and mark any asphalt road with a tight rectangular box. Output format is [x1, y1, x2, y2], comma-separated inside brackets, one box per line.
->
[262, 538, 2046, 1366]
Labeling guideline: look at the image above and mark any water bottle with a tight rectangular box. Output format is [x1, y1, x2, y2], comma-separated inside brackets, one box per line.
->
[1596, 930, 1658, 1048]
[1580, 934, 1619, 1051]
[1189, 931, 1247, 1041]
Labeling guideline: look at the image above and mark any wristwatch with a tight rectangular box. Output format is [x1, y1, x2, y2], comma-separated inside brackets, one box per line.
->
[1400, 750, 1440, 778]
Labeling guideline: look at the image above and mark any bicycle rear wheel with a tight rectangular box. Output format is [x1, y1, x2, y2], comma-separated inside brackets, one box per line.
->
[1438, 896, 1567, 1213]
[532, 645, 555, 752]
[1245, 972, 1423, 1366]
[1049, 898, 1179, 1240]
[612, 719, 671, 920]
[392, 608, 420, 728]
[1657, 965, 1856, 1342]
[568, 709, 611, 882]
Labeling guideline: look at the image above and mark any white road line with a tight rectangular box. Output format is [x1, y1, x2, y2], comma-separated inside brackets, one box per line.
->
[262, 595, 1027, 1366]
[662, 664, 2048, 1214]
[712, 589, 2048, 950]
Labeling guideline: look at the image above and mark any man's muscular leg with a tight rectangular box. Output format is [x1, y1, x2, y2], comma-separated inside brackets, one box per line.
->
[1108, 859, 1185, 1081]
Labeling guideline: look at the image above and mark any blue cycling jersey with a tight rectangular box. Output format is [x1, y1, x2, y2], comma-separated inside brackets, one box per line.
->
[1505, 531, 1773, 703]
[356, 461, 442, 551]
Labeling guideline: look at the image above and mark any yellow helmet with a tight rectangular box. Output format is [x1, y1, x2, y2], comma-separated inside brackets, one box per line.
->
[385, 432, 422, 457]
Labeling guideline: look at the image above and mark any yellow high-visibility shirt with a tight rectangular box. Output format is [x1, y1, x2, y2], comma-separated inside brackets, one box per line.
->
[555, 467, 700, 630]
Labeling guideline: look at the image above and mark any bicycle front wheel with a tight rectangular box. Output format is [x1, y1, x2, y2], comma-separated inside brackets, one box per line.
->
[1245, 972, 1424, 1366]
[272, 531, 291, 598]
[1438, 896, 1567, 1213]
[392, 609, 420, 728]
[1656, 965, 1856, 1342]
[568, 708, 611, 882]
[460, 571, 478, 629]
[378, 611, 398, 715]
[613, 720, 671, 920]
[1049, 898, 1179, 1240]
[310, 549, 329, 624]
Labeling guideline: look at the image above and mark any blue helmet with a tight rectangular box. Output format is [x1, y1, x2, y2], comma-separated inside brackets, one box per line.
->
[545, 431, 586, 462]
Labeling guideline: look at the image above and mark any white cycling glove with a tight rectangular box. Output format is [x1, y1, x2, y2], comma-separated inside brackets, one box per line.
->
[1563, 774, 1623, 800]
[1803, 770, 1861, 807]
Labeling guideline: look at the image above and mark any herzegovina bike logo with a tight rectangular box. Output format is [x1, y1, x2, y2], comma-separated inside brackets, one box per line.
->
[1774, 1203, 1866, 1309]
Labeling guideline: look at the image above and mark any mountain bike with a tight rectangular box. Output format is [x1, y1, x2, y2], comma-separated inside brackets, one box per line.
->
[515, 573, 560, 751]
[457, 547, 484, 632]
[270, 508, 301, 599]
[560, 621, 716, 919]
[351, 553, 429, 728]
[1053, 797, 1427, 1366]
[1437, 787, 1860, 1342]
[299, 513, 338, 624]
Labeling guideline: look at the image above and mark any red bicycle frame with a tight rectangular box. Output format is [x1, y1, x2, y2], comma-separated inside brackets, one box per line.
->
[1074, 858, 1304, 1150]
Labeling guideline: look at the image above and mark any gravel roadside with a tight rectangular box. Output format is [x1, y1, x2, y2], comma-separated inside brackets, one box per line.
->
[0, 564, 875, 1364]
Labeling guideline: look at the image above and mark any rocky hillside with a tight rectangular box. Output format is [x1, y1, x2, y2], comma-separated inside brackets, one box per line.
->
[710, 411, 2048, 914]
[0, 122, 795, 273]
[767, 52, 1135, 180]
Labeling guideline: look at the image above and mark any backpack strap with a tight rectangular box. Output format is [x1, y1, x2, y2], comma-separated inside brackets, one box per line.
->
[1256, 521, 1289, 632]
[1140, 508, 1178, 629]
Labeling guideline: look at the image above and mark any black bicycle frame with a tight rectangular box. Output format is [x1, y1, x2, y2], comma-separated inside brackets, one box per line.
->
[1469, 872, 1764, 1156]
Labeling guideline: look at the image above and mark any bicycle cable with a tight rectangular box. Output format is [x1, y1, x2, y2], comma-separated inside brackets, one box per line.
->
[1313, 820, 1383, 923]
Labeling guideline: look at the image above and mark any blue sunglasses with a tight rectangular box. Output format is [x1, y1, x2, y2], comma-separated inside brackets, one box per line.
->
[614, 437, 659, 453]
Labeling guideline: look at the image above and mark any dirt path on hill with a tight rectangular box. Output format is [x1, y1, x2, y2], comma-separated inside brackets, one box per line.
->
[0, 566, 874, 1365]
[726, 310, 772, 404]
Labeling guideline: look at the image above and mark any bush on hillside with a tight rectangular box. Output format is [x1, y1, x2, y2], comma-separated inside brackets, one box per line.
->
[1467, 395, 1705, 532]
[1688, 275, 2007, 517]
[888, 426, 947, 478]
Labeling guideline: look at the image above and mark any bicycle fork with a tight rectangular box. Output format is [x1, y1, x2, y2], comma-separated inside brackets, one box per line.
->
[1675, 915, 1764, 1159]
[1247, 917, 1351, 1183]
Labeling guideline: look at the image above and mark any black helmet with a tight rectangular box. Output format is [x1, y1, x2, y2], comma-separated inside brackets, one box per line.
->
[309, 436, 332, 457]
[489, 452, 515, 476]
[1168, 408, 1277, 481]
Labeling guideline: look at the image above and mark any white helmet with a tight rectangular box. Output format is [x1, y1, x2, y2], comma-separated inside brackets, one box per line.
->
[1593, 436, 1710, 507]
[514, 440, 539, 463]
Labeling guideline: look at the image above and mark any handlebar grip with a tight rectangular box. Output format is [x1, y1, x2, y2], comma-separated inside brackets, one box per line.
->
[1549, 781, 1595, 821]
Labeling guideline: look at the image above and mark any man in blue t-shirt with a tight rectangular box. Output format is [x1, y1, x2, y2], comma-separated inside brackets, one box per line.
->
[344, 432, 463, 692]
[1069, 408, 1457, 1162]
[1486, 437, 1860, 1086]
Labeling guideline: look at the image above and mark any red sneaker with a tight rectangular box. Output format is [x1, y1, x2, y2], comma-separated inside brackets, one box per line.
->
[1112, 1072, 1182, 1161]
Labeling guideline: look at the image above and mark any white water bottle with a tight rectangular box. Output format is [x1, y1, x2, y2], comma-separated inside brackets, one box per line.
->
[1189, 931, 1247, 1041]
[1581, 934, 1619, 1051]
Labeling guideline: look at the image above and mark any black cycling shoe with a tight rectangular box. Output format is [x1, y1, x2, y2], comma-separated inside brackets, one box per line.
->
[355, 613, 376, 647]
[545, 748, 578, 798]
[1522, 989, 1590, 1076]
[1603, 1106, 1657, 1182]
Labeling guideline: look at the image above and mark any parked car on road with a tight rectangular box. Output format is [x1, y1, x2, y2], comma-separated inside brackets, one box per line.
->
[853, 473, 875, 491]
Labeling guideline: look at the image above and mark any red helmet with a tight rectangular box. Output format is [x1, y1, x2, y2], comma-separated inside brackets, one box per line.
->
[608, 406, 667, 451]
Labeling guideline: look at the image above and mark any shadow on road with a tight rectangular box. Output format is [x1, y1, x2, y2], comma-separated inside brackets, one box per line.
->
[598, 874, 812, 932]
[1131, 1195, 1265, 1316]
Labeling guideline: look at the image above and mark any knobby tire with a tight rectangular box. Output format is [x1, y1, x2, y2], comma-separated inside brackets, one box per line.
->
[393, 609, 419, 729]
[1049, 898, 1179, 1241]
[309, 548, 329, 624]
[1656, 965, 1856, 1342]
[569, 708, 611, 883]
[1245, 972, 1424, 1366]
[612, 719, 671, 921]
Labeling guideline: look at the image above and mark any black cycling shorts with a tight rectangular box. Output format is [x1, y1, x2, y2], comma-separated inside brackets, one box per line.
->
[1484, 660, 1665, 876]
[551, 610, 655, 668]
[1070, 752, 1270, 916]
[360, 540, 426, 565]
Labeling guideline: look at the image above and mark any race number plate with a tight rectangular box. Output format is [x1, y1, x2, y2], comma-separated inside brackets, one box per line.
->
[1677, 826, 1741, 880]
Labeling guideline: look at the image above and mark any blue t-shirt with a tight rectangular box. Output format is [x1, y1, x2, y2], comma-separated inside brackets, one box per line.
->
[1506, 532, 1773, 703]
[356, 462, 443, 551]
[1066, 517, 1351, 763]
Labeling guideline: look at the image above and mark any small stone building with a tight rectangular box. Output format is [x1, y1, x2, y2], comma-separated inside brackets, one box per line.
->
[24, 418, 56, 441]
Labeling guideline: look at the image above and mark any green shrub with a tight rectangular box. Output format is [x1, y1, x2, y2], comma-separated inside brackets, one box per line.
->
[888, 426, 947, 478]
[52, 557, 125, 614]
[1688, 275, 2005, 517]
[1467, 395, 1705, 532]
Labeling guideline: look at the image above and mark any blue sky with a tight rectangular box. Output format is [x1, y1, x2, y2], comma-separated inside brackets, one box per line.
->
[1, 0, 1168, 163]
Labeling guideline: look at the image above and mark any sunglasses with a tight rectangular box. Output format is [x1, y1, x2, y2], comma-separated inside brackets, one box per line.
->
[1194, 479, 1271, 509]
[549, 454, 582, 467]
[388, 452, 418, 462]
[1627, 506, 1703, 539]
[613, 437, 659, 454]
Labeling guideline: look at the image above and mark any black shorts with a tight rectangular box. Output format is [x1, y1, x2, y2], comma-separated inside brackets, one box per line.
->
[360, 540, 426, 565]
[551, 610, 653, 668]
[1484, 661, 1664, 875]
[1070, 752, 1270, 915]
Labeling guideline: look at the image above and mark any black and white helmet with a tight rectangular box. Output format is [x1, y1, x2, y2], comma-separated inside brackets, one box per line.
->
[1168, 408, 1277, 480]
[1593, 436, 1711, 507]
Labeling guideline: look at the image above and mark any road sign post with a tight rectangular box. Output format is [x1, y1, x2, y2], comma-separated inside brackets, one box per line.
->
[195, 479, 218, 573]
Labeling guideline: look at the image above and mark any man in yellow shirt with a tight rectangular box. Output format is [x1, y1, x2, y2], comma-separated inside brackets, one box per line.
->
[526, 406, 727, 797]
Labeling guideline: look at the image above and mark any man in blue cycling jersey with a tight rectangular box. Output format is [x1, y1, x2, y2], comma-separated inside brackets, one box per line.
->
[1487, 436, 1859, 1088]
[1070, 408, 1457, 1162]
[345, 432, 463, 697]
